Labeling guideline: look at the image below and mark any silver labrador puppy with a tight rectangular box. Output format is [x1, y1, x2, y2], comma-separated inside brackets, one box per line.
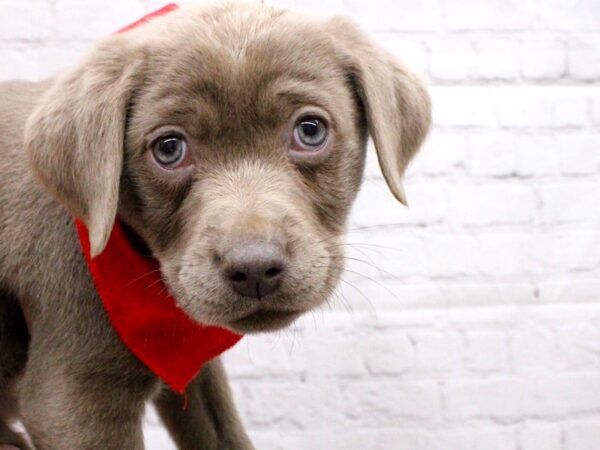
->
[0, 2, 431, 449]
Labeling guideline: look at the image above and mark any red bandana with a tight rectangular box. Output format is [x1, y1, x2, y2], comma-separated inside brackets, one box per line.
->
[75, 4, 242, 394]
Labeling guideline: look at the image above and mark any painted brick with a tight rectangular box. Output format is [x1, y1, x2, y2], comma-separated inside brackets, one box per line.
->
[418, 131, 467, 175]
[539, 0, 600, 31]
[556, 324, 600, 369]
[538, 182, 600, 224]
[569, 44, 600, 81]
[423, 234, 480, 277]
[514, 135, 561, 177]
[432, 86, 497, 127]
[444, 378, 526, 421]
[509, 329, 560, 371]
[518, 423, 562, 450]
[270, 0, 345, 15]
[565, 420, 600, 450]
[448, 184, 537, 227]
[468, 133, 515, 176]
[522, 40, 567, 80]
[443, 282, 537, 307]
[531, 230, 600, 271]
[438, 428, 517, 450]
[538, 278, 600, 303]
[413, 332, 463, 371]
[464, 331, 510, 372]
[56, 0, 146, 39]
[498, 87, 588, 128]
[592, 95, 600, 125]
[339, 381, 443, 426]
[0, 1, 53, 40]
[477, 233, 532, 278]
[523, 374, 600, 416]
[346, 0, 443, 32]
[445, 0, 536, 31]
[429, 41, 476, 81]
[475, 39, 521, 80]
[364, 335, 414, 375]
[0, 47, 42, 81]
[556, 134, 600, 175]
[378, 36, 429, 77]
[350, 181, 446, 227]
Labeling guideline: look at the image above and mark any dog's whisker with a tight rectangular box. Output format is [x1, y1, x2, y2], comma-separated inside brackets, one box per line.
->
[326, 285, 353, 315]
[146, 276, 167, 291]
[338, 244, 379, 267]
[287, 324, 298, 356]
[319, 242, 378, 267]
[124, 268, 164, 287]
[319, 255, 406, 284]
[337, 277, 378, 317]
[320, 254, 378, 268]
[326, 241, 407, 253]
[336, 267, 401, 303]
[321, 270, 371, 304]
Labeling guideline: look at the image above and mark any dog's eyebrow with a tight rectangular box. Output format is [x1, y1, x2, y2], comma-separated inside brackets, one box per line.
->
[272, 80, 335, 113]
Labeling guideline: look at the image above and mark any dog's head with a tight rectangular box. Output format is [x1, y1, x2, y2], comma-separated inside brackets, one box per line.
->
[24, 2, 430, 333]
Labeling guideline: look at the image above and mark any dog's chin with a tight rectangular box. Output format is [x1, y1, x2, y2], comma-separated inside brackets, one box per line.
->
[225, 308, 304, 334]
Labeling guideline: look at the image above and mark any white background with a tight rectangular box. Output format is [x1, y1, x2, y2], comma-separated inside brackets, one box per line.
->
[2, 0, 600, 449]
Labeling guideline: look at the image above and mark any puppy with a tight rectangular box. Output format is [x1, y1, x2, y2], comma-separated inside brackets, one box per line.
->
[0, 2, 430, 449]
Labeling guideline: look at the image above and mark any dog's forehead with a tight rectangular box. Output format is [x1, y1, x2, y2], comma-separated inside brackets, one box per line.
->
[149, 4, 342, 78]
[137, 6, 352, 139]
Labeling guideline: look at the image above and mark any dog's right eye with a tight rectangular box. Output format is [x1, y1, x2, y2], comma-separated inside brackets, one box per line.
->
[288, 112, 332, 165]
[293, 117, 328, 151]
[152, 136, 188, 169]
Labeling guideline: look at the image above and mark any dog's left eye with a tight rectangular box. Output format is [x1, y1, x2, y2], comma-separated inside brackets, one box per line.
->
[152, 137, 187, 168]
[293, 117, 328, 151]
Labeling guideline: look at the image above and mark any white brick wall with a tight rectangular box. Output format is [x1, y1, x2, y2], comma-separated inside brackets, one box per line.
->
[2, 0, 600, 449]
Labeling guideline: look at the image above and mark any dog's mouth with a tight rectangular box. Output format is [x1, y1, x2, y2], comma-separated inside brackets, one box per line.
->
[227, 307, 303, 333]
[162, 224, 341, 334]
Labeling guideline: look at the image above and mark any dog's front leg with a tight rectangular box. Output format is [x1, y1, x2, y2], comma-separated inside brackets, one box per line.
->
[18, 334, 155, 450]
[153, 358, 255, 450]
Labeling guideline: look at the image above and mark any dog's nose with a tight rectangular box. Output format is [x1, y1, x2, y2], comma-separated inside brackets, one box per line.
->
[219, 238, 287, 299]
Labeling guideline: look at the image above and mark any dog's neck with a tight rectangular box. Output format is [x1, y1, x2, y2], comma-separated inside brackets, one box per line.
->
[119, 220, 153, 258]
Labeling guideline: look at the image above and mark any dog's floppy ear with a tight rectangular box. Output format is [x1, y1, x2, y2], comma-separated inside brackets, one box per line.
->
[329, 18, 431, 205]
[25, 37, 145, 257]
